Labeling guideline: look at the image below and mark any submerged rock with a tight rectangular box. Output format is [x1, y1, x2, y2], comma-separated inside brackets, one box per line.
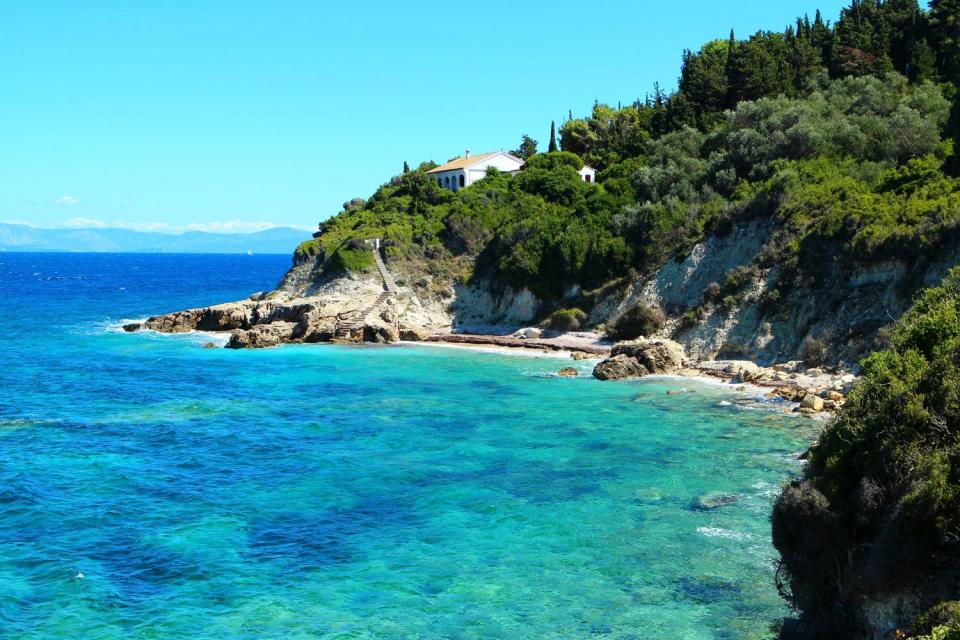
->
[691, 493, 740, 511]
[593, 338, 687, 381]
[557, 367, 579, 378]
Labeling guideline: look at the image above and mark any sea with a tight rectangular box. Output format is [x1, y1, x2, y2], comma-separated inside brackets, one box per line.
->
[0, 253, 818, 639]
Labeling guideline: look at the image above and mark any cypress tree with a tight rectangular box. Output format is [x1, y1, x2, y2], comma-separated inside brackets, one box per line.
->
[725, 29, 738, 107]
[548, 121, 558, 152]
[402, 160, 410, 174]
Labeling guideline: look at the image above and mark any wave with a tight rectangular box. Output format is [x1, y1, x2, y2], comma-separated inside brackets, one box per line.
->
[697, 527, 753, 541]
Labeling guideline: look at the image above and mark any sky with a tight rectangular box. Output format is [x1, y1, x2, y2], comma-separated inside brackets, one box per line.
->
[0, 0, 851, 234]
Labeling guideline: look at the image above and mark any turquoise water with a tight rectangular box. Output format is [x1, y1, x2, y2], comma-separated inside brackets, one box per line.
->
[0, 254, 816, 639]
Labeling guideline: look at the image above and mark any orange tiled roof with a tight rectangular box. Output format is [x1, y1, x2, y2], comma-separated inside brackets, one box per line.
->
[426, 152, 499, 173]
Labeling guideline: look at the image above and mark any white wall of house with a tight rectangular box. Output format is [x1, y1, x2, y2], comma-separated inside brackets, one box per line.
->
[432, 152, 524, 192]
[430, 153, 597, 192]
[432, 170, 466, 192]
[463, 153, 523, 186]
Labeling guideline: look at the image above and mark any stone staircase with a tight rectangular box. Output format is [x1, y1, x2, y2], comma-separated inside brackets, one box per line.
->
[335, 244, 397, 340]
[373, 251, 397, 293]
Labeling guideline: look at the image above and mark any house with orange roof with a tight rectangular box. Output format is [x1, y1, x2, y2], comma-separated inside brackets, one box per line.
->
[428, 149, 598, 192]
[427, 150, 524, 192]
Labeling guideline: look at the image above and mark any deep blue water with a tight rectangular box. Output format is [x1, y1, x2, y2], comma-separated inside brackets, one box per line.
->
[0, 253, 816, 639]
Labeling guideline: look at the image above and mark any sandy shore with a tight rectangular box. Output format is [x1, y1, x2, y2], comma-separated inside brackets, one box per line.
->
[425, 332, 611, 355]
[423, 331, 854, 416]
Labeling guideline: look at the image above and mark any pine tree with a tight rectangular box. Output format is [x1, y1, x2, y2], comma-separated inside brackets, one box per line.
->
[548, 121, 558, 152]
[910, 38, 937, 82]
[402, 161, 410, 174]
[930, 0, 960, 84]
[511, 134, 539, 160]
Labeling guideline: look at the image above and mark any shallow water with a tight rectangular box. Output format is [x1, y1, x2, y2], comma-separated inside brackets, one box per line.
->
[0, 253, 816, 639]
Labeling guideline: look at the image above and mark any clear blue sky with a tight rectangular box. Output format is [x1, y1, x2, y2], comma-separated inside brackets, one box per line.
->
[0, 0, 850, 233]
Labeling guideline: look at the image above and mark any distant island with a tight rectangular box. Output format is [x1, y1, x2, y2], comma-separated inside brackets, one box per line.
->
[0, 222, 311, 254]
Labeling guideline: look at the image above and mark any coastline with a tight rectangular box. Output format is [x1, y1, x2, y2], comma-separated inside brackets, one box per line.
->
[421, 331, 851, 417]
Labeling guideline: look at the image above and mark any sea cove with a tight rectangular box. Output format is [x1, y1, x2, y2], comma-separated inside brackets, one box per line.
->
[0, 253, 818, 639]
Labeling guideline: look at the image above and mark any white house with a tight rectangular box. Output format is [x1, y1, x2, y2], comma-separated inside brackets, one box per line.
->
[428, 149, 599, 192]
[428, 150, 524, 192]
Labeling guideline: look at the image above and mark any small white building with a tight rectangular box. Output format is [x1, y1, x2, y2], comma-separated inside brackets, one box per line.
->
[428, 150, 524, 192]
[579, 165, 597, 183]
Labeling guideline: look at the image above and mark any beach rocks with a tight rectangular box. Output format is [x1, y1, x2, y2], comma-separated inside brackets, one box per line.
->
[197, 304, 251, 331]
[593, 338, 687, 381]
[294, 309, 336, 343]
[227, 322, 297, 348]
[399, 325, 431, 341]
[726, 361, 761, 383]
[142, 308, 205, 333]
[557, 367, 579, 377]
[819, 389, 844, 402]
[799, 393, 825, 412]
[363, 321, 399, 344]
[516, 327, 543, 339]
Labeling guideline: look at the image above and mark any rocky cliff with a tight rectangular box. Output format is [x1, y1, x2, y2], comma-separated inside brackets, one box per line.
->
[127, 215, 960, 375]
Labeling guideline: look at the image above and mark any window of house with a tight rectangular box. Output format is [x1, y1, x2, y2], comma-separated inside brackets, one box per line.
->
[459, 174, 465, 187]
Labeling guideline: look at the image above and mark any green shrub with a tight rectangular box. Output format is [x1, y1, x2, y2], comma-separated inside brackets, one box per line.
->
[801, 336, 827, 367]
[913, 603, 960, 638]
[702, 281, 722, 302]
[330, 243, 374, 272]
[295, 239, 322, 262]
[606, 303, 666, 340]
[760, 288, 781, 313]
[547, 308, 588, 332]
[719, 295, 737, 311]
[913, 627, 960, 640]
[773, 267, 960, 633]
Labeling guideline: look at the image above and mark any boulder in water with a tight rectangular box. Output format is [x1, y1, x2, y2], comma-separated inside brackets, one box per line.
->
[593, 338, 687, 381]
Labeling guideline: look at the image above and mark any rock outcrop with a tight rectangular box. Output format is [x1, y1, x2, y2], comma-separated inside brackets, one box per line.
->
[122, 262, 445, 349]
[593, 338, 687, 381]
[227, 321, 297, 349]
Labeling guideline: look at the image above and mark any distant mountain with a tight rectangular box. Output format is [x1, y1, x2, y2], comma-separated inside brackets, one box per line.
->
[0, 223, 312, 254]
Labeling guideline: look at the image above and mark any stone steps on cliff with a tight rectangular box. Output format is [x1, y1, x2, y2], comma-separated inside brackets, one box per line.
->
[335, 247, 397, 339]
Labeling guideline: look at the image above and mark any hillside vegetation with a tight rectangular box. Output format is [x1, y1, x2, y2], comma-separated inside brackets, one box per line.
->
[296, 0, 958, 324]
[286, 2, 960, 636]
[773, 266, 960, 638]
[255, 1, 960, 637]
